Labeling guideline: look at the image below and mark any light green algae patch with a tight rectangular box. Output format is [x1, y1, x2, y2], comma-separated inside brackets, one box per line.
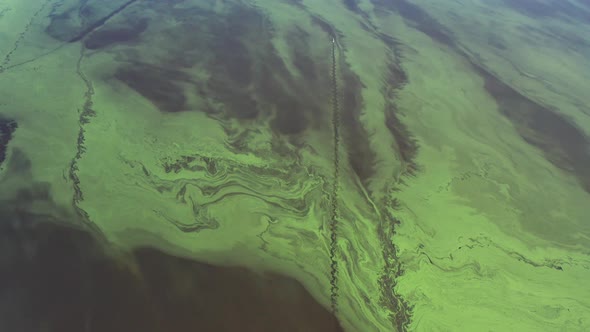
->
[0, 0, 589, 331]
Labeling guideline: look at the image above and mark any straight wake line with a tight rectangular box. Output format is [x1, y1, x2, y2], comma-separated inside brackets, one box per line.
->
[68, 0, 138, 43]
[328, 36, 341, 315]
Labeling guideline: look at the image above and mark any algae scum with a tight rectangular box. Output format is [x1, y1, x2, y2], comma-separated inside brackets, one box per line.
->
[1, 0, 590, 331]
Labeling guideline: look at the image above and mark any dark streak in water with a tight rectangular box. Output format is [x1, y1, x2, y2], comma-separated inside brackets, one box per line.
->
[341, 0, 379, 32]
[372, 0, 590, 192]
[154, 208, 219, 233]
[288, 27, 318, 81]
[342, 0, 361, 13]
[499, 0, 590, 22]
[371, 0, 455, 47]
[475, 66, 590, 192]
[381, 57, 419, 175]
[309, 14, 378, 183]
[284, 0, 305, 10]
[68, 0, 138, 42]
[339, 64, 378, 183]
[310, 16, 333, 36]
[376, 201, 413, 332]
[0, 117, 17, 167]
[160, 5, 325, 135]
[311, 3, 419, 178]
[84, 18, 148, 49]
[115, 62, 191, 113]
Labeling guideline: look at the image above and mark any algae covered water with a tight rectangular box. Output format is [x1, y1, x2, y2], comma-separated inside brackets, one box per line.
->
[1, 0, 589, 331]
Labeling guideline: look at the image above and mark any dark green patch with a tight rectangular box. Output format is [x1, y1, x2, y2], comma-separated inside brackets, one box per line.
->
[384, 104, 418, 174]
[45, 8, 79, 41]
[84, 18, 148, 49]
[370, 0, 455, 47]
[374, 0, 590, 189]
[206, 75, 260, 120]
[476, 66, 590, 192]
[339, 59, 378, 183]
[45, 0, 138, 42]
[516, 24, 590, 51]
[293, 48, 317, 80]
[304, 13, 377, 181]
[310, 15, 336, 38]
[191, 6, 326, 134]
[342, 0, 375, 27]
[216, 9, 317, 135]
[193, 8, 262, 120]
[115, 63, 191, 112]
[499, 0, 590, 21]
[287, 27, 317, 81]
[208, 11, 256, 88]
[0, 117, 17, 166]
[382, 58, 418, 175]
[342, 0, 361, 13]
[285, 0, 305, 9]
[260, 62, 310, 134]
[487, 33, 508, 50]
[72, 2, 334, 139]
[144, 0, 186, 4]
[69, 0, 137, 42]
[368, 31, 419, 175]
